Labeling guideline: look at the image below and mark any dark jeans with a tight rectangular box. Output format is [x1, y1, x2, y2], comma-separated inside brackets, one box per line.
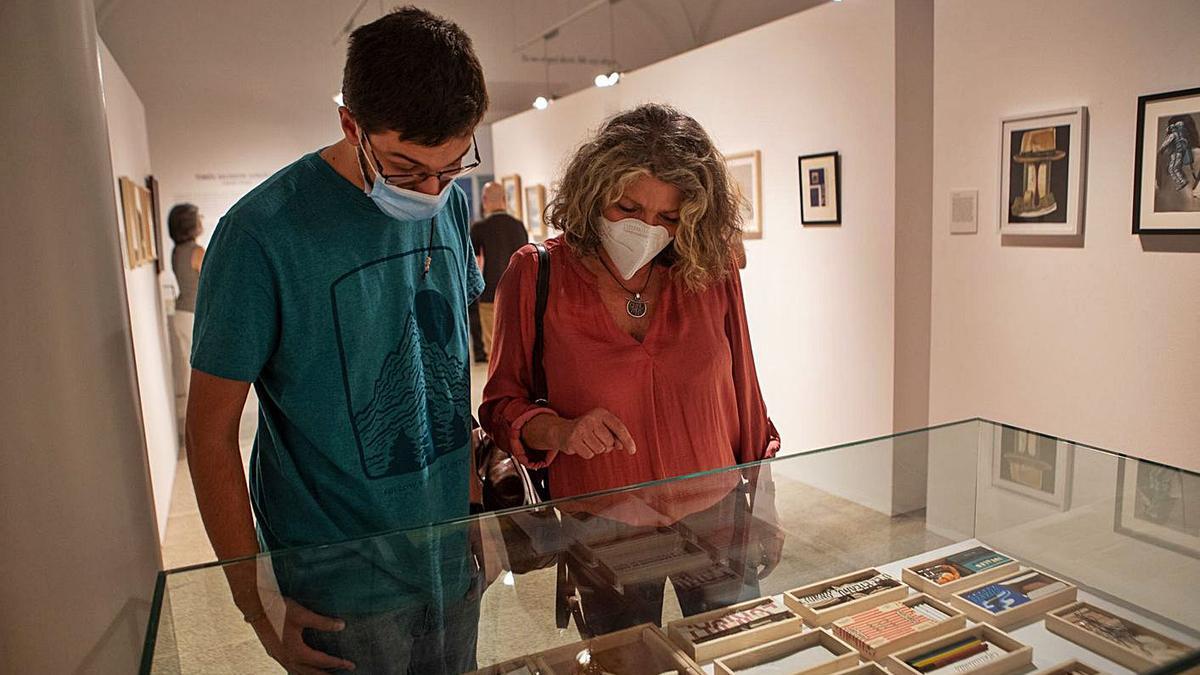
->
[302, 573, 481, 675]
[565, 491, 761, 636]
[468, 300, 486, 362]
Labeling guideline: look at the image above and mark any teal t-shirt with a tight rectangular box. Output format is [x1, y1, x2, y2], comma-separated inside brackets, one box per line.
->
[191, 151, 484, 613]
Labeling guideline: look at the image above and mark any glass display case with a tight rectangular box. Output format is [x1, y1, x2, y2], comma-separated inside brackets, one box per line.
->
[141, 419, 1200, 674]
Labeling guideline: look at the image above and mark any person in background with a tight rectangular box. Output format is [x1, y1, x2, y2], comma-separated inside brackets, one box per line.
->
[168, 203, 204, 433]
[480, 103, 782, 634]
[186, 6, 487, 674]
[470, 181, 528, 362]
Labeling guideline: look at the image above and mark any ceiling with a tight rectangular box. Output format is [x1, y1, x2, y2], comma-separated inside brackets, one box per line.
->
[97, 0, 823, 125]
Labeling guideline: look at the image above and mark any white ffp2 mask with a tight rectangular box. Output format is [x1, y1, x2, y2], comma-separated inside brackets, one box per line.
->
[599, 216, 674, 280]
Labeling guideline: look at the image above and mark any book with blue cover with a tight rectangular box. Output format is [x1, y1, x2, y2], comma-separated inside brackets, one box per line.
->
[963, 570, 1067, 614]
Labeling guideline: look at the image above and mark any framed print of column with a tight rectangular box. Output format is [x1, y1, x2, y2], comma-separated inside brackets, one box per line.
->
[799, 152, 841, 225]
[725, 150, 763, 239]
[998, 107, 1088, 236]
[1133, 86, 1200, 234]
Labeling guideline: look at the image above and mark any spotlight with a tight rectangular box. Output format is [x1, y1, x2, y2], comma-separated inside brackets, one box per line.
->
[333, 92, 344, 106]
[532, 96, 551, 110]
[594, 72, 621, 88]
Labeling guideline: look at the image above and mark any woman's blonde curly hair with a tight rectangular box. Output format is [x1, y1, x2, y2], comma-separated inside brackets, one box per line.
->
[545, 103, 742, 291]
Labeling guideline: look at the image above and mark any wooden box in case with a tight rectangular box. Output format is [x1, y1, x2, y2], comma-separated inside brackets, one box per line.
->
[832, 664, 893, 675]
[949, 568, 1077, 628]
[569, 527, 715, 593]
[901, 548, 1020, 601]
[531, 623, 704, 674]
[1031, 659, 1102, 675]
[714, 628, 860, 675]
[884, 623, 1032, 675]
[1044, 601, 1193, 672]
[667, 596, 804, 663]
[831, 594, 967, 661]
[784, 568, 910, 626]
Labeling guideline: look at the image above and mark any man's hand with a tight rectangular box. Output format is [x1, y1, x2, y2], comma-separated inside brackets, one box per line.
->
[553, 408, 637, 459]
[249, 599, 355, 674]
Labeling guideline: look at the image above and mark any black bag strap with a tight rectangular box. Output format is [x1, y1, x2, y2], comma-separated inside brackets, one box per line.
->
[531, 243, 550, 405]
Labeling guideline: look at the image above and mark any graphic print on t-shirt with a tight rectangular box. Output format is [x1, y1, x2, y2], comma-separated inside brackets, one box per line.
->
[331, 248, 470, 479]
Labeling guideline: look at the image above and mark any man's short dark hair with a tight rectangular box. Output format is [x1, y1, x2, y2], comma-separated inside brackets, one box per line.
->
[168, 203, 200, 243]
[342, 6, 488, 145]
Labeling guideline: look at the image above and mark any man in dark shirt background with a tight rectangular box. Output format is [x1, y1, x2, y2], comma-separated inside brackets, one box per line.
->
[470, 181, 528, 361]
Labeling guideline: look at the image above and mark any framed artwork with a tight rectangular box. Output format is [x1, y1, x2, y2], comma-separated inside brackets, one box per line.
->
[501, 174, 523, 222]
[999, 107, 1087, 235]
[118, 176, 155, 269]
[146, 175, 164, 272]
[990, 426, 1073, 510]
[725, 150, 762, 239]
[1133, 86, 1200, 234]
[798, 152, 841, 225]
[524, 184, 547, 239]
[1114, 457, 1200, 559]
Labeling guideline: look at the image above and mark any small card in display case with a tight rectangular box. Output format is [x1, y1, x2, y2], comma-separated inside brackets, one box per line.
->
[901, 547, 1020, 600]
[884, 623, 1032, 675]
[831, 594, 966, 661]
[1044, 601, 1193, 672]
[666, 595, 804, 663]
[714, 627, 860, 675]
[784, 568, 910, 626]
[949, 567, 1077, 628]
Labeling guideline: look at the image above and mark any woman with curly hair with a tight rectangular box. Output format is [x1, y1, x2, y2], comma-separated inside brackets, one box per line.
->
[480, 103, 780, 633]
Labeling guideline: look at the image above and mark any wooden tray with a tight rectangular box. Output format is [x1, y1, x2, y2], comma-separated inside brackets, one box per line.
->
[714, 628, 860, 675]
[901, 548, 1021, 601]
[949, 568, 1077, 628]
[831, 594, 967, 661]
[1044, 601, 1193, 672]
[832, 663, 893, 675]
[531, 623, 705, 675]
[465, 656, 540, 675]
[667, 596, 805, 663]
[569, 527, 715, 592]
[784, 568, 910, 626]
[884, 623, 1032, 675]
[1030, 658, 1102, 675]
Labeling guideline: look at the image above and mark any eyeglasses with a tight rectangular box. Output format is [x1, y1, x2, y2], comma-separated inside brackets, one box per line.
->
[362, 133, 481, 189]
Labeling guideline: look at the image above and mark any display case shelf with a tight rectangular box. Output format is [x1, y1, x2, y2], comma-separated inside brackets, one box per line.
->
[140, 419, 1200, 674]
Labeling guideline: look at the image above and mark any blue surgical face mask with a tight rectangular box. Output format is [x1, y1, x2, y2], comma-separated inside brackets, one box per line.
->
[357, 141, 453, 222]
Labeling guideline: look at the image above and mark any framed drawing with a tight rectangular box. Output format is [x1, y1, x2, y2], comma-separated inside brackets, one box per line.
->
[118, 176, 155, 268]
[725, 150, 762, 239]
[146, 175, 165, 272]
[1114, 457, 1200, 558]
[523, 184, 546, 239]
[1133, 86, 1200, 234]
[999, 107, 1087, 235]
[990, 426, 1073, 510]
[799, 152, 841, 225]
[501, 174, 523, 222]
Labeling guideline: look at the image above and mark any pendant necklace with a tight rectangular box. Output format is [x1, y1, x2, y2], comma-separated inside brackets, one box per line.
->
[598, 256, 654, 318]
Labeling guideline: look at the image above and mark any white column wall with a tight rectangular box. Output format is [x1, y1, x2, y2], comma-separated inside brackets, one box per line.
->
[929, 0, 1200, 471]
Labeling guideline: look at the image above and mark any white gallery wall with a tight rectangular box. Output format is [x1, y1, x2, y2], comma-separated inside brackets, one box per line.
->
[493, 1, 910, 512]
[929, 0, 1200, 472]
[100, 40, 177, 540]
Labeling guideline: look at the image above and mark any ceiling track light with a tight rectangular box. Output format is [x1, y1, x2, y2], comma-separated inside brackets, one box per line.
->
[533, 96, 552, 110]
[593, 71, 621, 88]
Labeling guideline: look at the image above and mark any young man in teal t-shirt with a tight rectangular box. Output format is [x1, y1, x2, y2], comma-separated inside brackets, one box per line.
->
[187, 7, 487, 674]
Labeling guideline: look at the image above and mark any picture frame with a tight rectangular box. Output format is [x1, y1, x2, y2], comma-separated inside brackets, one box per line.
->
[501, 174, 523, 222]
[783, 568, 908, 626]
[1044, 601, 1192, 671]
[998, 107, 1088, 235]
[725, 150, 763, 239]
[714, 628, 858, 675]
[1114, 457, 1200, 559]
[1133, 86, 1200, 234]
[799, 152, 841, 225]
[949, 567, 1078, 629]
[146, 175, 165, 273]
[989, 426, 1074, 510]
[118, 176, 155, 269]
[885, 623, 1032, 675]
[901, 546, 1020, 600]
[667, 595, 804, 663]
[523, 183, 546, 240]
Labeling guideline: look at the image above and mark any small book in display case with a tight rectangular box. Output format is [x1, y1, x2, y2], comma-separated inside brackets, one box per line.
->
[1030, 658, 1103, 675]
[713, 627, 860, 675]
[666, 595, 804, 663]
[831, 594, 966, 661]
[784, 568, 910, 626]
[1044, 601, 1193, 672]
[884, 623, 1033, 675]
[526, 623, 705, 674]
[901, 547, 1020, 601]
[949, 568, 1077, 628]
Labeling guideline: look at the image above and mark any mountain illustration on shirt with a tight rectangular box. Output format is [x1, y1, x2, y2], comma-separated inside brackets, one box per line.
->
[350, 288, 469, 478]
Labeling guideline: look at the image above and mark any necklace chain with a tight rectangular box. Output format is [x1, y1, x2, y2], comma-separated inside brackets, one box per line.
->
[597, 256, 654, 318]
